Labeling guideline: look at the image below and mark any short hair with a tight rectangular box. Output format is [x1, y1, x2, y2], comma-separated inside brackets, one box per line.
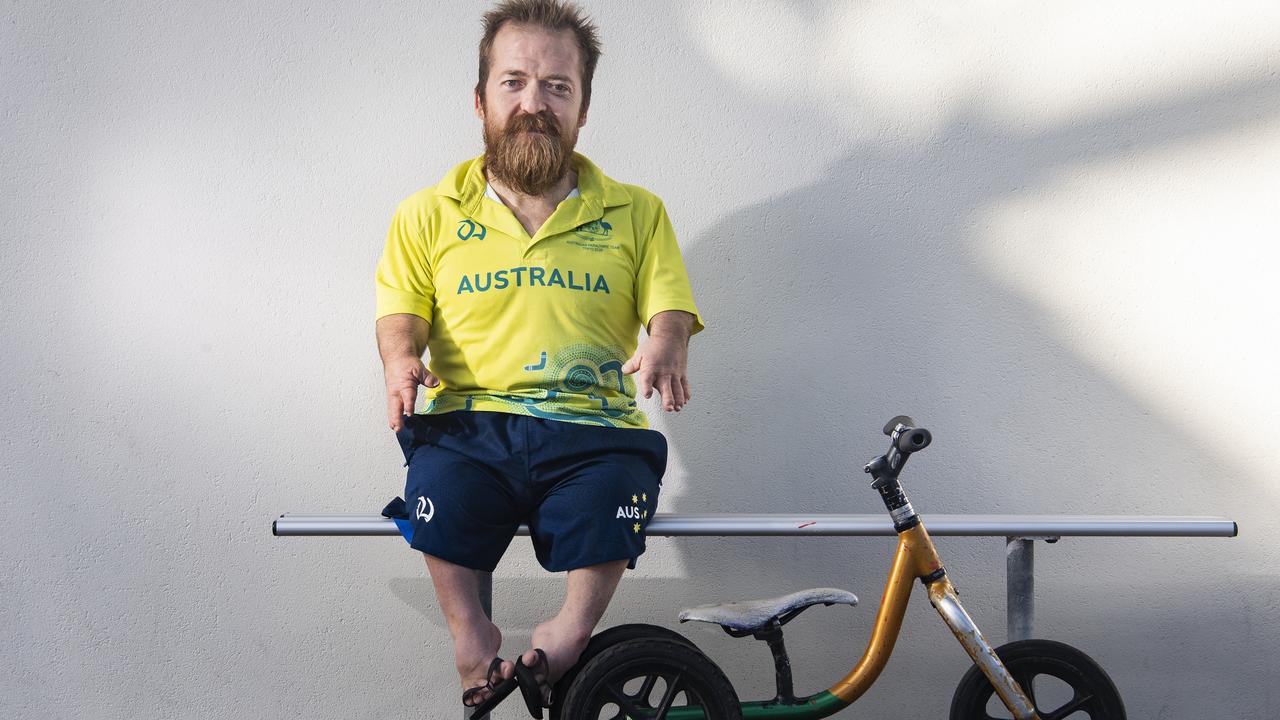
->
[477, 0, 603, 111]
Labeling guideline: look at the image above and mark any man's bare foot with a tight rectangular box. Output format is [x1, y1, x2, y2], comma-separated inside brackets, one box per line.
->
[457, 620, 515, 704]
[519, 617, 592, 704]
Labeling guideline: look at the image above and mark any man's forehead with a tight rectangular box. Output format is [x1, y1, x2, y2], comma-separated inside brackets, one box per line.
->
[490, 24, 581, 78]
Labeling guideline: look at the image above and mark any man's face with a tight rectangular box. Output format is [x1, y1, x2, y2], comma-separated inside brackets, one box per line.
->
[476, 23, 588, 195]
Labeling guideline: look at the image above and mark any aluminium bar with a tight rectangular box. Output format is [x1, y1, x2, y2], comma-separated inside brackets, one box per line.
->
[273, 513, 1238, 538]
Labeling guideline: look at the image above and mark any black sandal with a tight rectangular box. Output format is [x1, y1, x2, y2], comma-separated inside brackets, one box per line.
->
[463, 657, 518, 719]
[514, 648, 553, 719]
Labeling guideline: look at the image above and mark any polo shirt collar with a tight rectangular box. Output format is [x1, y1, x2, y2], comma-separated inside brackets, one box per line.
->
[440, 153, 631, 244]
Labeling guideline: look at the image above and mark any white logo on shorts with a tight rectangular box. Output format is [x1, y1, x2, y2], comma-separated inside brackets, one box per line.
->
[416, 496, 435, 522]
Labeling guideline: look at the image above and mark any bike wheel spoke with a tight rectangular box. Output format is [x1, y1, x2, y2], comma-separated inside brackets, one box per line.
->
[651, 671, 686, 718]
[605, 679, 653, 718]
[637, 673, 659, 704]
[1041, 691, 1095, 720]
[979, 688, 1017, 720]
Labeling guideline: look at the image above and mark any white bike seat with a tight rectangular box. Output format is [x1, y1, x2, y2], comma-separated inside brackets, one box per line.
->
[678, 587, 858, 634]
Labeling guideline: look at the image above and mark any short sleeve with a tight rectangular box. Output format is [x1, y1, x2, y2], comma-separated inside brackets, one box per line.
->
[635, 200, 705, 335]
[375, 203, 435, 323]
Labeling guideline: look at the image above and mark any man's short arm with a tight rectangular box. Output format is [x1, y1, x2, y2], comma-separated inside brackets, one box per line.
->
[646, 310, 696, 345]
[376, 313, 430, 362]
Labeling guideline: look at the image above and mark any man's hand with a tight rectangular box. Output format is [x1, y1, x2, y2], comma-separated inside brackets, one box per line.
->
[384, 357, 440, 431]
[376, 313, 434, 431]
[622, 310, 696, 412]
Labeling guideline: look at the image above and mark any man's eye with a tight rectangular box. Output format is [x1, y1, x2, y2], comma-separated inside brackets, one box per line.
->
[551, 84, 570, 93]
[502, 79, 521, 88]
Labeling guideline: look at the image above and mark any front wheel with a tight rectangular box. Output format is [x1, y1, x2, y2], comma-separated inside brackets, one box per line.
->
[558, 637, 743, 720]
[551, 624, 702, 720]
[950, 639, 1126, 720]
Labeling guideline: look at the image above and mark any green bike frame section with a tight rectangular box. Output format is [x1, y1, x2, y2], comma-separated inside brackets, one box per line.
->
[663, 691, 848, 719]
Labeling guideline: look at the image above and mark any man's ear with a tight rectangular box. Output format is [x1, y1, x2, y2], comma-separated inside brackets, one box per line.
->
[578, 102, 589, 128]
[474, 89, 484, 120]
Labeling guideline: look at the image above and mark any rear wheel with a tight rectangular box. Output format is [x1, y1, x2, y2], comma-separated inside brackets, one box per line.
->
[558, 637, 742, 720]
[550, 624, 701, 719]
[950, 639, 1126, 720]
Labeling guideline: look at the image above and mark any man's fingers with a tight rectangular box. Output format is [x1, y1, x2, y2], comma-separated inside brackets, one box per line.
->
[637, 369, 653, 399]
[621, 353, 641, 375]
[681, 376, 692, 404]
[424, 371, 440, 388]
[657, 375, 676, 411]
[671, 375, 687, 410]
[399, 387, 417, 417]
[387, 395, 405, 431]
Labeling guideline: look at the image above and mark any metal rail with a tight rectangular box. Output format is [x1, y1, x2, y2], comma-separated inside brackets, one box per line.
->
[273, 513, 1237, 538]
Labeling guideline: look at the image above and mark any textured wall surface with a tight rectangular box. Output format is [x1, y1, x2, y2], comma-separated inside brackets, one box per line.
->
[4, 1, 1278, 718]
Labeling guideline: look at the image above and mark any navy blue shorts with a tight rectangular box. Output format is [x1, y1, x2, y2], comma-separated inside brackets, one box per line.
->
[381, 411, 667, 573]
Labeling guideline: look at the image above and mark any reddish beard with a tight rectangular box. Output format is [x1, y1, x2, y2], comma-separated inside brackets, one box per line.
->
[482, 110, 577, 196]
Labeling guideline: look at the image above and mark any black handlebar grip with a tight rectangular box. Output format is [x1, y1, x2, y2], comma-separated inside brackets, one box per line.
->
[883, 415, 917, 435]
[896, 427, 932, 453]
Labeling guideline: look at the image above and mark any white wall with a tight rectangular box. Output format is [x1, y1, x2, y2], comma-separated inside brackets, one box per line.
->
[4, 1, 1278, 718]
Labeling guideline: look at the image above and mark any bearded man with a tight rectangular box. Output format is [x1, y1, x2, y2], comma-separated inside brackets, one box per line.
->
[373, 1, 703, 717]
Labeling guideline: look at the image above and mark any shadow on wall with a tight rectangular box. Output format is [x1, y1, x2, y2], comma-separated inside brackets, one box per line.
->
[648, 71, 1280, 713]
[383, 68, 1280, 720]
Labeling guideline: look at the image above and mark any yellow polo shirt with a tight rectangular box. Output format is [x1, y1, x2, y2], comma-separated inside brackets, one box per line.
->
[375, 153, 704, 429]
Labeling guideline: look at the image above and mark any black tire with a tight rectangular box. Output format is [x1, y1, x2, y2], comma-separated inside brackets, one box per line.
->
[558, 637, 742, 720]
[950, 639, 1126, 720]
[550, 624, 701, 720]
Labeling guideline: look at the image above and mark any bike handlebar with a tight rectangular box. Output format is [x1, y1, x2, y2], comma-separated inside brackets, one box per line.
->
[882, 415, 916, 436]
[866, 416, 932, 482]
[896, 427, 932, 454]
[880, 416, 932, 456]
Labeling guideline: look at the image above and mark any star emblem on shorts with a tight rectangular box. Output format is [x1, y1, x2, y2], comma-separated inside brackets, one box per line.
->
[631, 494, 638, 504]
[642, 492, 647, 502]
[633, 522, 641, 533]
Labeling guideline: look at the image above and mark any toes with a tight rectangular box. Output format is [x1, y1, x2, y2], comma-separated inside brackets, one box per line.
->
[462, 686, 491, 707]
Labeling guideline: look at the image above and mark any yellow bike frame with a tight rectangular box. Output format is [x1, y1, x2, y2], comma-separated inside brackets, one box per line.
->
[826, 523, 1039, 720]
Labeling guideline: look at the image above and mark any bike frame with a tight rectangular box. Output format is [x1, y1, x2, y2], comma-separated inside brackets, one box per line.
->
[664, 422, 1040, 720]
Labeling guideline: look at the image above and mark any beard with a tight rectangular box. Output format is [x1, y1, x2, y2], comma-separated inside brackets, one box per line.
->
[482, 109, 578, 196]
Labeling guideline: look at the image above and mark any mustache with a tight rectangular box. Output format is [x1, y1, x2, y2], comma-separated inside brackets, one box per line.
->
[505, 111, 562, 137]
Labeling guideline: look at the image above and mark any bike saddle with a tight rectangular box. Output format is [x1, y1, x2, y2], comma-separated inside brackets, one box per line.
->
[677, 587, 858, 636]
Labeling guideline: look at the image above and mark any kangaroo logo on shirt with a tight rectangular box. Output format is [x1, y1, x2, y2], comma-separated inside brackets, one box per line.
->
[457, 219, 487, 241]
[416, 495, 436, 522]
[574, 220, 612, 240]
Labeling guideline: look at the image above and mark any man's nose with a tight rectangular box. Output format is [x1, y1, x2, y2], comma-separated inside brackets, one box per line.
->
[518, 84, 548, 114]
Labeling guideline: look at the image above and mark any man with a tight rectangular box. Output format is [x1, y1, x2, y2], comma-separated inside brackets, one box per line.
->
[374, 1, 703, 716]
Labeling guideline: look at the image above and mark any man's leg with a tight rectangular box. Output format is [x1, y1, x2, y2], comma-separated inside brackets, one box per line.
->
[519, 558, 628, 684]
[424, 554, 516, 695]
